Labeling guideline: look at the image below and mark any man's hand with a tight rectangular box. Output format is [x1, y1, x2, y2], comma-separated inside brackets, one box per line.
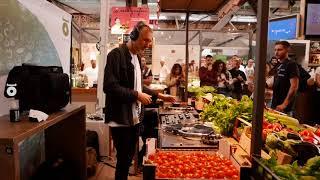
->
[276, 103, 287, 112]
[138, 92, 152, 105]
[237, 75, 244, 82]
[158, 93, 176, 103]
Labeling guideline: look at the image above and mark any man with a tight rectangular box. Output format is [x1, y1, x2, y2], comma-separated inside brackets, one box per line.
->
[229, 58, 247, 100]
[103, 21, 175, 180]
[271, 41, 300, 114]
[199, 55, 215, 86]
[141, 57, 153, 86]
[80, 59, 98, 87]
[159, 59, 169, 83]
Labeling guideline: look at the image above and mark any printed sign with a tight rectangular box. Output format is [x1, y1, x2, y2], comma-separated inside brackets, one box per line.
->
[110, 7, 149, 34]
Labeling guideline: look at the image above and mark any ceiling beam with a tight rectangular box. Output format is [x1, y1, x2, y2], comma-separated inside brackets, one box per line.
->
[212, 0, 247, 31]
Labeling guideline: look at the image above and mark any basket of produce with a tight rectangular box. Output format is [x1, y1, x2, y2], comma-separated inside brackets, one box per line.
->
[143, 150, 240, 180]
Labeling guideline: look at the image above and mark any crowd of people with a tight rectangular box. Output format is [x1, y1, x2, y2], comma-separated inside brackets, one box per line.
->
[198, 41, 320, 116]
[199, 54, 249, 100]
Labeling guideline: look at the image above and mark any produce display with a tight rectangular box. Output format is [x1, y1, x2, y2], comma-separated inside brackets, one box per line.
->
[261, 156, 320, 180]
[200, 94, 253, 135]
[188, 86, 216, 99]
[146, 151, 239, 179]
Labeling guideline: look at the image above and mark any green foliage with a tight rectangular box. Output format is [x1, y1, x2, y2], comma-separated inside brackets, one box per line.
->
[200, 95, 253, 134]
[188, 86, 216, 99]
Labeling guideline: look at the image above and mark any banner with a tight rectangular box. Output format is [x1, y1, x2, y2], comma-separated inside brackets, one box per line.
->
[17, 0, 72, 74]
[110, 7, 149, 34]
[0, 0, 71, 115]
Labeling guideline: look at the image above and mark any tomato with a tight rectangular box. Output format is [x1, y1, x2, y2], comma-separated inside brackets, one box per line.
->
[300, 129, 313, 137]
[225, 159, 233, 166]
[315, 128, 320, 137]
[231, 174, 239, 179]
[226, 169, 234, 177]
[267, 124, 274, 129]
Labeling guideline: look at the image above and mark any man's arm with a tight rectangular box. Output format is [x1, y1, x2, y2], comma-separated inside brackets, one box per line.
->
[276, 77, 299, 111]
[142, 85, 176, 103]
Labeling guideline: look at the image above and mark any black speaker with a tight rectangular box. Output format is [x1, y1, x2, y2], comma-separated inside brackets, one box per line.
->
[130, 21, 148, 41]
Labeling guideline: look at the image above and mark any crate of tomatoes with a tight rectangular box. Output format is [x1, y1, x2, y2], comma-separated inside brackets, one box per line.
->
[143, 150, 240, 180]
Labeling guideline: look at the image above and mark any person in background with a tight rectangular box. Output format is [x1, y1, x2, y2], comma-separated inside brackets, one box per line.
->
[189, 60, 195, 72]
[265, 63, 275, 107]
[165, 63, 185, 96]
[268, 56, 280, 77]
[271, 41, 300, 114]
[239, 58, 246, 73]
[229, 58, 247, 100]
[212, 60, 232, 96]
[226, 60, 232, 70]
[141, 57, 153, 86]
[199, 55, 215, 86]
[103, 21, 175, 180]
[159, 59, 169, 83]
[80, 59, 98, 87]
[245, 59, 255, 81]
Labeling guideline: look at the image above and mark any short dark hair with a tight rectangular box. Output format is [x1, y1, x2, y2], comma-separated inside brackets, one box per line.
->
[275, 41, 290, 48]
[206, 55, 213, 59]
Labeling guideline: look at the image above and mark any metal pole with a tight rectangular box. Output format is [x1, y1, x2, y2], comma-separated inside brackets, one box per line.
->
[248, 30, 253, 59]
[199, 30, 202, 68]
[250, 0, 269, 161]
[184, 11, 190, 101]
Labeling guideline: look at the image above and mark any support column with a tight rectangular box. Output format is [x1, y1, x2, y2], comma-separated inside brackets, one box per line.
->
[184, 12, 190, 101]
[97, 0, 109, 110]
[250, 0, 269, 161]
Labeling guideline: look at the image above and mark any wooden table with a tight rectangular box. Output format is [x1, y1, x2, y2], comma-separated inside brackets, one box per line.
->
[0, 104, 86, 180]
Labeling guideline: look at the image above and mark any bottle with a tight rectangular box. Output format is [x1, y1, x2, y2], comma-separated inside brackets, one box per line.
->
[9, 99, 20, 122]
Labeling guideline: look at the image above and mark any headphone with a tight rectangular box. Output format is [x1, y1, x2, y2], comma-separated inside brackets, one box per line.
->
[130, 21, 148, 41]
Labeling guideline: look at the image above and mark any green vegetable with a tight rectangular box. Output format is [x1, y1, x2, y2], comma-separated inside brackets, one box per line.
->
[264, 111, 300, 127]
[266, 134, 281, 149]
[299, 176, 317, 180]
[273, 164, 298, 180]
[200, 94, 253, 134]
[305, 156, 320, 172]
[188, 86, 216, 99]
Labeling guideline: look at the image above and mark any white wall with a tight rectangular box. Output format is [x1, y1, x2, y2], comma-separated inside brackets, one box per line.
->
[152, 45, 200, 75]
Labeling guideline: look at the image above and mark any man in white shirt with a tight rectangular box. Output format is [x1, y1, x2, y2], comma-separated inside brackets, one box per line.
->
[104, 21, 175, 180]
[81, 60, 98, 87]
[159, 59, 169, 83]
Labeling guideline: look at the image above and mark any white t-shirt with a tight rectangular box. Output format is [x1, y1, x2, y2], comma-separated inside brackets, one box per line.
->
[81, 67, 98, 87]
[159, 65, 169, 83]
[239, 65, 246, 73]
[316, 66, 320, 76]
[130, 52, 142, 125]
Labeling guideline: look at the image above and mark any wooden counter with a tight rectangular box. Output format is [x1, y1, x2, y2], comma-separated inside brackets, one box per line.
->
[71, 87, 97, 102]
[71, 88, 97, 113]
[0, 104, 86, 180]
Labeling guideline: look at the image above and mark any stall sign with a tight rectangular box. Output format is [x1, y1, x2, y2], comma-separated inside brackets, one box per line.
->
[110, 7, 149, 34]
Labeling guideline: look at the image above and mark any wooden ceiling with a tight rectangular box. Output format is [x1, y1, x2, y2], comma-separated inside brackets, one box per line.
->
[159, 0, 226, 13]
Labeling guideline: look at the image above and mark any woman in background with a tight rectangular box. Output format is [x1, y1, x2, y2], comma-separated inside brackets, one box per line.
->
[213, 60, 232, 96]
[165, 64, 185, 96]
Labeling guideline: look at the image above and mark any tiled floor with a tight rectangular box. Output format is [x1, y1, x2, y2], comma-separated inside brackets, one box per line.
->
[88, 163, 142, 180]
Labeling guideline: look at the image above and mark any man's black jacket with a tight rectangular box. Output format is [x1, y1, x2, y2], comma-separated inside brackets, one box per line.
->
[103, 44, 157, 126]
